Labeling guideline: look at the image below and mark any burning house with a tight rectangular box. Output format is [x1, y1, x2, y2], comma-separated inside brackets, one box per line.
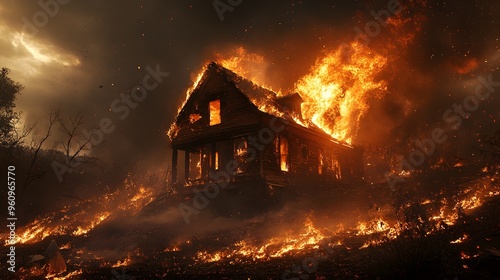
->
[168, 62, 363, 196]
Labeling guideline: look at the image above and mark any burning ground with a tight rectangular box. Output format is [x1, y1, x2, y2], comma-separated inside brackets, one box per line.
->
[1, 164, 499, 279]
[1, 0, 500, 279]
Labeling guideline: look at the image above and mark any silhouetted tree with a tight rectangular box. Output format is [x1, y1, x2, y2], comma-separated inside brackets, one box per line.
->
[55, 111, 95, 168]
[21, 108, 60, 201]
[0, 67, 24, 147]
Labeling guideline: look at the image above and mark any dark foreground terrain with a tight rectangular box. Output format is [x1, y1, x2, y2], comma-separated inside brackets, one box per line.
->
[2, 167, 499, 280]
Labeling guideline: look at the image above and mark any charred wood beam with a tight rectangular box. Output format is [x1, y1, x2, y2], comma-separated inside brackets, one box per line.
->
[184, 151, 189, 182]
[172, 148, 178, 184]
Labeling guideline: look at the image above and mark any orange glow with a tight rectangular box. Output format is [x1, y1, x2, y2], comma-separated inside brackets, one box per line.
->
[170, 44, 388, 144]
[7, 176, 156, 245]
[112, 254, 133, 268]
[194, 217, 329, 263]
[167, 66, 207, 139]
[216, 46, 278, 93]
[450, 233, 469, 244]
[190, 175, 498, 264]
[189, 113, 202, 123]
[209, 99, 221, 126]
[46, 269, 83, 280]
[454, 58, 479, 74]
[215, 151, 219, 170]
[71, 212, 110, 236]
[318, 151, 324, 175]
[355, 219, 392, 236]
[279, 136, 289, 172]
[294, 42, 388, 144]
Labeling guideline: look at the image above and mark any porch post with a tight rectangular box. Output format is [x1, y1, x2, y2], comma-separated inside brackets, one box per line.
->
[171, 148, 178, 184]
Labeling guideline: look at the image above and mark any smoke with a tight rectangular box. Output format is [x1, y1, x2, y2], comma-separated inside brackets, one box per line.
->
[0, 1, 498, 182]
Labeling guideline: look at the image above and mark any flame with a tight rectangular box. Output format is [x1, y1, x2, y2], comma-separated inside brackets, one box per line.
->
[188, 173, 498, 264]
[355, 218, 394, 237]
[194, 217, 329, 263]
[429, 177, 498, 230]
[169, 43, 388, 144]
[192, 216, 402, 263]
[48, 269, 83, 280]
[119, 183, 155, 214]
[59, 242, 71, 250]
[294, 42, 388, 144]
[209, 99, 221, 126]
[168, 0, 428, 143]
[71, 211, 110, 236]
[167, 65, 207, 139]
[197, 251, 223, 263]
[460, 251, 480, 260]
[450, 233, 469, 244]
[112, 254, 133, 268]
[195, 218, 341, 262]
[5, 175, 156, 245]
[216, 46, 278, 93]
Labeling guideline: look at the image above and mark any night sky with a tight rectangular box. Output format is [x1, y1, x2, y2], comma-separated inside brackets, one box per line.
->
[1, 0, 499, 168]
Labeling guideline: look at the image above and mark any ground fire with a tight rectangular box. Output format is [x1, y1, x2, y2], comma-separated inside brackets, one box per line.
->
[2, 55, 499, 278]
[1, 1, 499, 279]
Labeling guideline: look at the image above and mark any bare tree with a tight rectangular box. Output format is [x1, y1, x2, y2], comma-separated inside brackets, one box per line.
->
[20, 108, 60, 200]
[55, 111, 95, 168]
[8, 119, 35, 149]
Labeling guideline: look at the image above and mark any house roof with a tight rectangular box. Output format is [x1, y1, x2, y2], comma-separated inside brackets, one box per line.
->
[206, 62, 306, 123]
[207, 63, 345, 138]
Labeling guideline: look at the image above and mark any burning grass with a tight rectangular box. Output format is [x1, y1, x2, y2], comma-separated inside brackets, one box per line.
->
[2, 165, 499, 279]
[2, 173, 156, 246]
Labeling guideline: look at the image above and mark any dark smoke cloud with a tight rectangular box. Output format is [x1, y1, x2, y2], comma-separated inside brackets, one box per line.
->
[0, 0, 498, 168]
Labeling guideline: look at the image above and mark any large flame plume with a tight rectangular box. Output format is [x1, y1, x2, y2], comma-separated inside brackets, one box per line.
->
[294, 42, 388, 143]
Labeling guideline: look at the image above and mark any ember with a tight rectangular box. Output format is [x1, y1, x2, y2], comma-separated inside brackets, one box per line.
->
[2, 1, 499, 279]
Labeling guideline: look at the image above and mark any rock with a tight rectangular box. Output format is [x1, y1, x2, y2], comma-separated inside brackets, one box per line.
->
[29, 254, 45, 263]
[44, 240, 67, 274]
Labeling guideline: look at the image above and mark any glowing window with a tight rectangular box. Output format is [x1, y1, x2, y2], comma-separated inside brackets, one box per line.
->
[188, 151, 202, 179]
[215, 151, 219, 170]
[189, 113, 202, 123]
[332, 157, 341, 179]
[279, 136, 289, 172]
[234, 137, 248, 173]
[209, 100, 221, 126]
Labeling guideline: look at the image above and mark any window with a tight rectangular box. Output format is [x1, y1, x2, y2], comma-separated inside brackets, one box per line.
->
[201, 148, 211, 178]
[332, 157, 341, 179]
[279, 136, 289, 172]
[189, 113, 202, 124]
[214, 151, 219, 170]
[209, 99, 221, 126]
[234, 137, 248, 173]
[188, 151, 202, 179]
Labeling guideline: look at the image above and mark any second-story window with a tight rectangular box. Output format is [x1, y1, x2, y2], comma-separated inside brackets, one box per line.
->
[209, 99, 221, 126]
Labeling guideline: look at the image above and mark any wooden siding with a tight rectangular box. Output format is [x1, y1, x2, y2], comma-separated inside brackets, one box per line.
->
[170, 63, 364, 189]
[172, 66, 262, 149]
